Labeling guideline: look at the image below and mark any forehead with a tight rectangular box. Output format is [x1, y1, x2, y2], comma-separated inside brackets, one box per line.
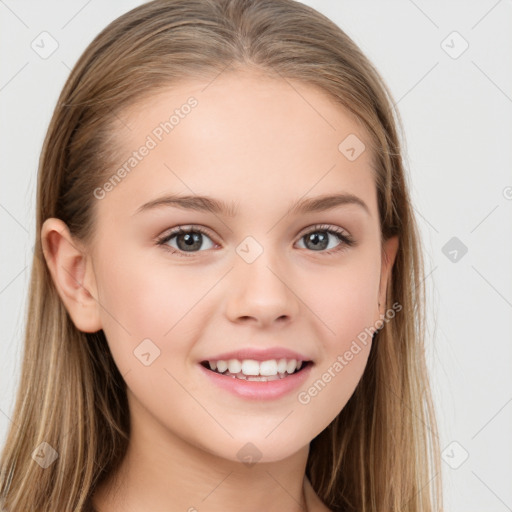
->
[99, 69, 377, 221]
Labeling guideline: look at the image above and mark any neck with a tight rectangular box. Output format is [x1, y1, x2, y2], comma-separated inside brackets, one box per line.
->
[92, 394, 312, 512]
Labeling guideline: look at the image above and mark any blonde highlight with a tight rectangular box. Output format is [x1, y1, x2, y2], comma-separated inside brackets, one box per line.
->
[0, 1, 443, 510]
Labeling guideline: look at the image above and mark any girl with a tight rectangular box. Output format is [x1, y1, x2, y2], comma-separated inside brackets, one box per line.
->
[0, 0, 443, 510]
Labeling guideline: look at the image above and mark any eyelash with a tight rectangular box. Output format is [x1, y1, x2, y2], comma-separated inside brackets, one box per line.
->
[155, 223, 355, 258]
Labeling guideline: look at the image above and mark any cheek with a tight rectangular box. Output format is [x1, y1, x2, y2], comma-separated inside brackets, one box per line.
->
[94, 256, 213, 436]
[292, 251, 378, 403]
[93, 250, 208, 370]
[304, 252, 381, 346]
[293, 257, 379, 436]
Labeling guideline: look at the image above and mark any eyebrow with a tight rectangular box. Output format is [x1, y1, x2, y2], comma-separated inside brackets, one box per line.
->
[133, 192, 370, 217]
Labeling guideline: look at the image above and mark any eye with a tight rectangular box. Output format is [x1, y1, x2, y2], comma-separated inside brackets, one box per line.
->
[156, 225, 216, 256]
[296, 224, 355, 254]
[156, 223, 355, 258]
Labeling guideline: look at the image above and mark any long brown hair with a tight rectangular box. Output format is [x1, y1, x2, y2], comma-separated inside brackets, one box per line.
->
[0, 1, 443, 510]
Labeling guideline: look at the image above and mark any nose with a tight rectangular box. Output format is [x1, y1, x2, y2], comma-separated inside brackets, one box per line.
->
[225, 250, 300, 328]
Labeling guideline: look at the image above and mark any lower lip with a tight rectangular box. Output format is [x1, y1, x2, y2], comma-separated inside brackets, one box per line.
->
[198, 363, 313, 400]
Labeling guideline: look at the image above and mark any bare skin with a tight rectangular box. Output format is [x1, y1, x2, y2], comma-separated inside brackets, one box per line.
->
[42, 67, 398, 512]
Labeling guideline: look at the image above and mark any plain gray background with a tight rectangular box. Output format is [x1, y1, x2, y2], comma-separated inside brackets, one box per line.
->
[1, 1, 511, 510]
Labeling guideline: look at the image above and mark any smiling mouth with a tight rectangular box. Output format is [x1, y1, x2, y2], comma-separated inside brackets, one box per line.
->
[200, 359, 313, 381]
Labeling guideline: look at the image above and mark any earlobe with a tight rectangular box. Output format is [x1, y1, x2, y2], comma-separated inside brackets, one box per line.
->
[378, 235, 399, 315]
[41, 218, 102, 333]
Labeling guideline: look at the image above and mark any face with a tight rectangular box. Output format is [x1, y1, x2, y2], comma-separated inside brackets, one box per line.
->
[74, 69, 396, 463]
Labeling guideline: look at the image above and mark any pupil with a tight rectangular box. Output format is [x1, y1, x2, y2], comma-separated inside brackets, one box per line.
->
[178, 232, 202, 251]
[307, 232, 328, 250]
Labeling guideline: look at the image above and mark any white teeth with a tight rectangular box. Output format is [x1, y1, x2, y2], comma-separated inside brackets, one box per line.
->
[259, 360, 278, 376]
[216, 360, 228, 373]
[228, 359, 242, 374]
[247, 375, 280, 381]
[241, 359, 260, 376]
[286, 359, 297, 374]
[276, 359, 287, 374]
[206, 357, 307, 378]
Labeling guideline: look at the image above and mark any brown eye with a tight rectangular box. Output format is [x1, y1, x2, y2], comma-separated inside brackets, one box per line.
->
[172, 231, 207, 252]
[302, 231, 331, 251]
[296, 224, 355, 254]
[157, 226, 216, 256]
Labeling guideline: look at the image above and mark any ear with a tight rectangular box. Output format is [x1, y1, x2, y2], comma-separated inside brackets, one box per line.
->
[41, 218, 102, 333]
[377, 235, 399, 317]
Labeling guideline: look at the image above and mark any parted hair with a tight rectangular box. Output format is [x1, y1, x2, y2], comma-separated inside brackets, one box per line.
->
[0, 1, 442, 510]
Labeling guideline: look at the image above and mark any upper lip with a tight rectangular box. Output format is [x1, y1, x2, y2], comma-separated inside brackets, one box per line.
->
[200, 347, 313, 363]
